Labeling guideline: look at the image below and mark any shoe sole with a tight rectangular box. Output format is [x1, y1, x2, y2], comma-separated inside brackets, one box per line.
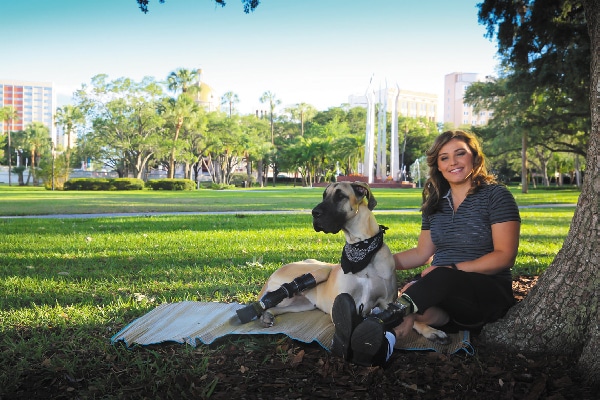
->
[330, 293, 357, 359]
[351, 318, 386, 366]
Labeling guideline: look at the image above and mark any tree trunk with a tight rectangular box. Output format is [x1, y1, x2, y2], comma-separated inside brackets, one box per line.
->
[482, 0, 599, 384]
[521, 130, 528, 193]
[257, 159, 264, 187]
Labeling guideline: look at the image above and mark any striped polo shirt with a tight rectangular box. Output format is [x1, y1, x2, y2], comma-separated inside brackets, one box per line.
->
[421, 184, 521, 281]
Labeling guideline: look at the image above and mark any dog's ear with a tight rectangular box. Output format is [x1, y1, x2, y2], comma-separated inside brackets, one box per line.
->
[352, 182, 377, 210]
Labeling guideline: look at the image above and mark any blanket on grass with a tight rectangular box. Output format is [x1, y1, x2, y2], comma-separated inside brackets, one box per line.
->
[111, 301, 474, 354]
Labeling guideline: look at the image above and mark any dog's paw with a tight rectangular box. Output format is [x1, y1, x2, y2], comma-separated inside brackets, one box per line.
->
[260, 311, 275, 327]
[425, 329, 451, 345]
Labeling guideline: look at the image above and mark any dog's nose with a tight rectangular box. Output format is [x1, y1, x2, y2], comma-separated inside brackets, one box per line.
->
[312, 208, 322, 218]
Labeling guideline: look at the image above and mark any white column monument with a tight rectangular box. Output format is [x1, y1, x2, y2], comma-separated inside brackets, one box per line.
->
[364, 84, 376, 183]
[390, 85, 400, 181]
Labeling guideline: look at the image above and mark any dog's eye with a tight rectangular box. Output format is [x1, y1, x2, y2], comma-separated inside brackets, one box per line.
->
[334, 189, 347, 201]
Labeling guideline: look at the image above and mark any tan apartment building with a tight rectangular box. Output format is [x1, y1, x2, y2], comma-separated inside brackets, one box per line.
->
[443, 72, 493, 128]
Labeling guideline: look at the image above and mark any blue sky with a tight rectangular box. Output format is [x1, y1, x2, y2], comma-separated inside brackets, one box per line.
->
[2, 0, 499, 117]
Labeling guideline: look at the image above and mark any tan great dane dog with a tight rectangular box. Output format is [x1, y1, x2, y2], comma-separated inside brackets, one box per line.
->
[236, 181, 449, 344]
[253, 181, 397, 327]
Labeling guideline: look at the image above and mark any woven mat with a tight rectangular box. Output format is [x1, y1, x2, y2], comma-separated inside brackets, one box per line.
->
[111, 301, 473, 354]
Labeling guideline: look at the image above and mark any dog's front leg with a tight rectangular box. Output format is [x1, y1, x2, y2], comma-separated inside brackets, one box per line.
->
[259, 296, 317, 327]
[413, 321, 450, 344]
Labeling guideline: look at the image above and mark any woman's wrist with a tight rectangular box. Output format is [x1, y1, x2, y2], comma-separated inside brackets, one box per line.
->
[450, 263, 458, 270]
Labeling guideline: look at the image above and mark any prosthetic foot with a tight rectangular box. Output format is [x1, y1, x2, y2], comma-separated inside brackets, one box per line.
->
[236, 273, 317, 323]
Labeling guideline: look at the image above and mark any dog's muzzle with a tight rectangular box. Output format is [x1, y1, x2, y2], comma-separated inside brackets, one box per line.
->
[311, 203, 345, 234]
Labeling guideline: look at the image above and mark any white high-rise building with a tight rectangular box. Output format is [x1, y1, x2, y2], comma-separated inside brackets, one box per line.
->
[444, 72, 494, 128]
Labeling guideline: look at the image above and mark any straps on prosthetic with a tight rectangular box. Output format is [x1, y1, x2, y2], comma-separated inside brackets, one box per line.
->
[236, 273, 317, 323]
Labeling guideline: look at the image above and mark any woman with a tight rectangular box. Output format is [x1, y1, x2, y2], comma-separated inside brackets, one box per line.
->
[331, 130, 521, 366]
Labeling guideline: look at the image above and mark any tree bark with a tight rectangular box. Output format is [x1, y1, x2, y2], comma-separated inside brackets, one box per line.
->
[482, 0, 600, 384]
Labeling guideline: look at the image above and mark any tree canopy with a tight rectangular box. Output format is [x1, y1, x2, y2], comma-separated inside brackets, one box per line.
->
[475, 0, 598, 384]
[136, 0, 260, 14]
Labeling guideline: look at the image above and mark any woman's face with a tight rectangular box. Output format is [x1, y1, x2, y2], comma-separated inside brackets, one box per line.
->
[436, 138, 474, 185]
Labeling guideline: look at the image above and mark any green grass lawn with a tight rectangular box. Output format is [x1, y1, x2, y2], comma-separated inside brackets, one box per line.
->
[0, 184, 578, 397]
[0, 184, 580, 216]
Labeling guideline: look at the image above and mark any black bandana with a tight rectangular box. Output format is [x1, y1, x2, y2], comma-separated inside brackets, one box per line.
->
[340, 225, 388, 274]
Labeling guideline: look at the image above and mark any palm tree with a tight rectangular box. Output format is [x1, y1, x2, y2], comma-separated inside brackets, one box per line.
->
[221, 91, 240, 118]
[1, 106, 20, 186]
[55, 105, 84, 177]
[167, 68, 200, 96]
[285, 103, 316, 137]
[159, 94, 200, 179]
[55, 105, 84, 151]
[21, 122, 51, 186]
[259, 91, 281, 144]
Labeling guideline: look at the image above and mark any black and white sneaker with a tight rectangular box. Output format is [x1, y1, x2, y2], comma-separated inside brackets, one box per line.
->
[330, 293, 362, 360]
[350, 318, 392, 367]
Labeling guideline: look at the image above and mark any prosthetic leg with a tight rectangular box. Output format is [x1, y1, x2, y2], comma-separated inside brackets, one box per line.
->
[236, 273, 318, 323]
[349, 294, 417, 366]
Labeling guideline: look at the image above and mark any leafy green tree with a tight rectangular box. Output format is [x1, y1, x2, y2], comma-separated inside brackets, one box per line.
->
[477, 0, 590, 193]
[13, 122, 51, 186]
[55, 104, 85, 175]
[259, 91, 282, 185]
[477, 0, 599, 382]
[465, 74, 589, 189]
[159, 94, 200, 178]
[136, 0, 260, 14]
[74, 75, 165, 179]
[221, 91, 240, 118]
[1, 106, 19, 186]
[284, 103, 317, 137]
[239, 114, 271, 186]
[259, 91, 280, 145]
[167, 68, 200, 96]
[201, 112, 248, 184]
[179, 108, 209, 181]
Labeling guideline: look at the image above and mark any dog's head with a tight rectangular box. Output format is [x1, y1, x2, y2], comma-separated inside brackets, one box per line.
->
[311, 181, 377, 234]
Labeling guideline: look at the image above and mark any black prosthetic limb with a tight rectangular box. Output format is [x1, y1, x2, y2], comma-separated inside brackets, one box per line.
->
[371, 303, 406, 330]
[369, 294, 415, 330]
[236, 273, 317, 323]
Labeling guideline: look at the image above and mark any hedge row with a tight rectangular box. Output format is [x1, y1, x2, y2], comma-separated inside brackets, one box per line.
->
[63, 178, 200, 191]
[145, 179, 195, 191]
[64, 178, 145, 191]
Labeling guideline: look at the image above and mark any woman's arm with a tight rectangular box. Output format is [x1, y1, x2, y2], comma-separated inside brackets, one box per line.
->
[393, 229, 436, 270]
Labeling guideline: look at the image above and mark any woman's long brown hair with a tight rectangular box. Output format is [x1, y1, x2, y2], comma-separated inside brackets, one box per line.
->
[421, 130, 496, 216]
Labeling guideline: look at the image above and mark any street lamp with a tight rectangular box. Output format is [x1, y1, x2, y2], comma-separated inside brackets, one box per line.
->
[7, 129, 11, 186]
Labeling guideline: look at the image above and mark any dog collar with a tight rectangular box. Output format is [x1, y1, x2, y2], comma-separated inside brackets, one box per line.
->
[340, 225, 388, 274]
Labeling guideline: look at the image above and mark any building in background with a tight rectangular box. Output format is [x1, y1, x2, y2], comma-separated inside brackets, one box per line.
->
[190, 69, 219, 112]
[0, 79, 57, 142]
[443, 72, 493, 128]
[348, 88, 438, 122]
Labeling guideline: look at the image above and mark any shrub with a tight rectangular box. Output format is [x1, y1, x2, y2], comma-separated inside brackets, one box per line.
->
[111, 178, 144, 190]
[230, 173, 254, 187]
[209, 183, 235, 190]
[64, 178, 145, 191]
[146, 179, 195, 191]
